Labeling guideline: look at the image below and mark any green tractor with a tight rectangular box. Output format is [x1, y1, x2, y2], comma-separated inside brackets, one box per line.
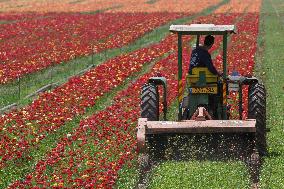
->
[137, 24, 267, 162]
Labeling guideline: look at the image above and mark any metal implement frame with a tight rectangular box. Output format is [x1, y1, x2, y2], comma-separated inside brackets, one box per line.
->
[137, 118, 256, 153]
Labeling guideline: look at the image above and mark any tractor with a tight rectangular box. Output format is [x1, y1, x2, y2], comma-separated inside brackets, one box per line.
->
[137, 24, 267, 172]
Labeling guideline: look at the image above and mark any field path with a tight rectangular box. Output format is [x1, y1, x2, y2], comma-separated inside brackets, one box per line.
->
[258, 0, 284, 188]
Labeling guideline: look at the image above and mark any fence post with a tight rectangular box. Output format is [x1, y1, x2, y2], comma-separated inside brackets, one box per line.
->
[18, 76, 20, 100]
[73, 61, 76, 76]
[50, 67, 52, 83]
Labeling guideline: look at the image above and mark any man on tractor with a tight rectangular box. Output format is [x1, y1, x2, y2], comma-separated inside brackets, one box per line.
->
[188, 35, 222, 119]
[189, 35, 222, 76]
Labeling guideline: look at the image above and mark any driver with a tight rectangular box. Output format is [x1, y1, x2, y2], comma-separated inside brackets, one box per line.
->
[189, 35, 221, 76]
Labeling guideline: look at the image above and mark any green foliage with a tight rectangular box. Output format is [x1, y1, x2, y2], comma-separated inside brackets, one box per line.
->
[258, 0, 284, 188]
[115, 162, 139, 189]
[0, 20, 11, 24]
[149, 161, 250, 189]
[146, 0, 158, 4]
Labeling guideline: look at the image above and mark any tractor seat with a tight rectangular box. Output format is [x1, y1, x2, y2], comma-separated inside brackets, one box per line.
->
[187, 67, 218, 85]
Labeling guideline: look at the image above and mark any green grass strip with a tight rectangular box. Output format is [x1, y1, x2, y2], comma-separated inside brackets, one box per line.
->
[0, 20, 12, 24]
[115, 162, 139, 189]
[69, 0, 86, 4]
[258, 0, 284, 188]
[146, 0, 158, 4]
[80, 5, 123, 14]
[148, 161, 250, 189]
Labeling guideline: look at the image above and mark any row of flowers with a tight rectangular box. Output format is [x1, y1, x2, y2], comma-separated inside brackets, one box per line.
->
[0, 29, 178, 171]
[7, 39, 190, 189]
[214, 0, 262, 14]
[0, 0, 261, 13]
[0, 12, 186, 83]
[0, 0, 123, 13]
[107, 0, 222, 13]
[0, 12, 54, 21]
[0, 0, 221, 13]
[229, 13, 260, 119]
[6, 13, 246, 188]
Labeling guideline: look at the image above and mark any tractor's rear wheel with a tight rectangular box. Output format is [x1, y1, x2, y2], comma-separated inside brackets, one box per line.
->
[141, 83, 166, 161]
[141, 83, 159, 121]
[248, 82, 267, 156]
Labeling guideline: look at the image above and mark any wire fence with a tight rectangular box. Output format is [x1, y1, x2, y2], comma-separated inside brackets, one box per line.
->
[0, 51, 110, 112]
[0, 27, 166, 113]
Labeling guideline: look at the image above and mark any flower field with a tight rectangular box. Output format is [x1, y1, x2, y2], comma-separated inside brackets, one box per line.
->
[0, 0, 283, 188]
[0, 12, 186, 83]
[0, 0, 222, 13]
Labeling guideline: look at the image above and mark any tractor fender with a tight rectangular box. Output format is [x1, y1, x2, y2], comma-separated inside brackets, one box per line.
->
[241, 76, 260, 85]
[227, 75, 260, 86]
[148, 77, 167, 120]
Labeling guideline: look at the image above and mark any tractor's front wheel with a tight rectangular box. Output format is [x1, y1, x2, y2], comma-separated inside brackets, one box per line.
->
[248, 82, 267, 156]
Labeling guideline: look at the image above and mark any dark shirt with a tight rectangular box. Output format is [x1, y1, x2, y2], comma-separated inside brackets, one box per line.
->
[189, 47, 218, 75]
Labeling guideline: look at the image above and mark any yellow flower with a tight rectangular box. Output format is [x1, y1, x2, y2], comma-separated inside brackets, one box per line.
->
[82, 174, 89, 178]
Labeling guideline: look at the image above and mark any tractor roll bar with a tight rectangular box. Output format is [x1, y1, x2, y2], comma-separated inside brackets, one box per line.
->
[170, 24, 236, 121]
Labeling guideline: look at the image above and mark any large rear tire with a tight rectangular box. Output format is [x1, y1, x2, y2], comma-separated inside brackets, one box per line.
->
[141, 83, 159, 121]
[140, 83, 166, 161]
[248, 82, 267, 156]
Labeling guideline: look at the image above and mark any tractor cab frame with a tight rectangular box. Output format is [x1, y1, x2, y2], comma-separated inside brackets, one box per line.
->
[170, 24, 235, 120]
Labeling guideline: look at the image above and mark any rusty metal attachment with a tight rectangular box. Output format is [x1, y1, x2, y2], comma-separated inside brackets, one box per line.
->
[137, 117, 256, 154]
[137, 118, 147, 154]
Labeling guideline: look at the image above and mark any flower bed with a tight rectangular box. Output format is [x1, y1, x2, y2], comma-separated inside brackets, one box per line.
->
[0, 12, 185, 83]
[0, 32, 178, 171]
[0, 0, 221, 13]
